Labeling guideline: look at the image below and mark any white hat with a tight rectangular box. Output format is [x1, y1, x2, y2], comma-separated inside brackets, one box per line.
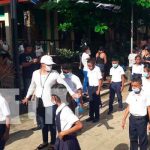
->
[40, 55, 55, 65]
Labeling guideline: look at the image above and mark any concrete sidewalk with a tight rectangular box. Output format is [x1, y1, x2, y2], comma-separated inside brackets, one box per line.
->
[5, 86, 150, 150]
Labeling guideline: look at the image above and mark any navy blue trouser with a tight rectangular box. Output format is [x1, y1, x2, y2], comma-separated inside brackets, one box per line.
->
[109, 82, 123, 111]
[37, 99, 57, 145]
[88, 86, 100, 119]
[129, 115, 148, 150]
[0, 124, 6, 150]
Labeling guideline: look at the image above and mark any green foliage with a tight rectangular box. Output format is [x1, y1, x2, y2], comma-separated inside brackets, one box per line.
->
[136, 0, 150, 8]
[58, 22, 73, 32]
[56, 48, 79, 59]
[94, 24, 109, 34]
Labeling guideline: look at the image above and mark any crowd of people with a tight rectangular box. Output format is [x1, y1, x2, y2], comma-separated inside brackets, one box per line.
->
[1, 40, 150, 150]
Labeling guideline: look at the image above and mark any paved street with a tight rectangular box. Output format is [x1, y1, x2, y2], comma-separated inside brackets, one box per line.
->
[5, 86, 150, 150]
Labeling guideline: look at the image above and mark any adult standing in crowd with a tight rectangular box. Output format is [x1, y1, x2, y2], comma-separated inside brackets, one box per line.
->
[81, 46, 91, 96]
[96, 46, 107, 79]
[22, 55, 79, 150]
[20, 44, 39, 96]
[0, 94, 10, 150]
[143, 46, 150, 64]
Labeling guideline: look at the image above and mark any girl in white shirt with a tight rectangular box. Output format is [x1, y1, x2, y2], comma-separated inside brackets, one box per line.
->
[52, 95, 83, 150]
[132, 55, 144, 79]
[129, 55, 144, 91]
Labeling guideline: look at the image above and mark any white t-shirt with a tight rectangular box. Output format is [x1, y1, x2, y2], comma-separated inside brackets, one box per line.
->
[132, 64, 144, 75]
[0, 95, 10, 121]
[81, 52, 90, 71]
[128, 53, 137, 67]
[56, 103, 79, 131]
[110, 65, 125, 82]
[87, 66, 102, 86]
[126, 90, 150, 116]
[142, 77, 150, 93]
[26, 70, 75, 107]
[60, 73, 82, 93]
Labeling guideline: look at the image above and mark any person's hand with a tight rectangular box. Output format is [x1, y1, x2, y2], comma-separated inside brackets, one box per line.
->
[147, 123, 150, 131]
[121, 119, 126, 129]
[96, 90, 100, 95]
[22, 98, 29, 105]
[58, 131, 65, 140]
[2, 131, 9, 142]
[33, 58, 38, 63]
[121, 86, 124, 92]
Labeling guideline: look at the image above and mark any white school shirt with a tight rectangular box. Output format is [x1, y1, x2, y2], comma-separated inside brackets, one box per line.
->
[81, 52, 90, 71]
[132, 64, 144, 75]
[0, 95, 10, 121]
[142, 77, 150, 93]
[126, 90, 150, 116]
[26, 70, 75, 107]
[56, 103, 79, 131]
[128, 53, 137, 67]
[87, 66, 102, 86]
[60, 73, 83, 93]
[110, 65, 125, 82]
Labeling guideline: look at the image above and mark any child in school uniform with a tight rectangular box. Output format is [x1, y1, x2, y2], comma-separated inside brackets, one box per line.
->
[129, 55, 144, 91]
[86, 58, 103, 123]
[60, 64, 83, 115]
[122, 77, 150, 150]
[51, 95, 83, 150]
[142, 64, 150, 92]
[108, 58, 125, 115]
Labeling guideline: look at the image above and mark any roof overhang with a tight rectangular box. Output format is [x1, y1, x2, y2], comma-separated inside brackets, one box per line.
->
[0, 0, 28, 5]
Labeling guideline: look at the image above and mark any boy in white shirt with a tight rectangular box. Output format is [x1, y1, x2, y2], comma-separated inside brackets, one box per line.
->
[60, 64, 83, 114]
[51, 95, 83, 150]
[142, 64, 150, 93]
[86, 58, 103, 123]
[122, 77, 150, 150]
[0, 94, 10, 150]
[108, 58, 125, 114]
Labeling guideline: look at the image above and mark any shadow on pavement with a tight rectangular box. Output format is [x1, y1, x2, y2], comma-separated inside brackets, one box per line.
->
[6, 129, 34, 146]
[79, 99, 127, 134]
[114, 143, 129, 150]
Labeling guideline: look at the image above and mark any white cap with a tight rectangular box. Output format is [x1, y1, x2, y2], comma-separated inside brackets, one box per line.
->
[40, 55, 55, 65]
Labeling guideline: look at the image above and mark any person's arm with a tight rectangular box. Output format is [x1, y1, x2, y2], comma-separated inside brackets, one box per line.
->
[122, 105, 129, 129]
[22, 73, 36, 105]
[103, 53, 107, 64]
[56, 74, 78, 98]
[58, 121, 83, 139]
[21, 61, 34, 67]
[147, 106, 150, 130]
[96, 79, 103, 95]
[2, 116, 10, 141]
[121, 74, 125, 92]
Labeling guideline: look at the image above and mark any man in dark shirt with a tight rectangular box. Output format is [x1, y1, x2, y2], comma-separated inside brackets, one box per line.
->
[20, 44, 39, 96]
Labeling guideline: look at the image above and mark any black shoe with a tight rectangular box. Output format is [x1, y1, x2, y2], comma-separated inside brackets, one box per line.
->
[86, 117, 94, 122]
[93, 118, 100, 123]
[107, 110, 113, 115]
[35, 143, 48, 150]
